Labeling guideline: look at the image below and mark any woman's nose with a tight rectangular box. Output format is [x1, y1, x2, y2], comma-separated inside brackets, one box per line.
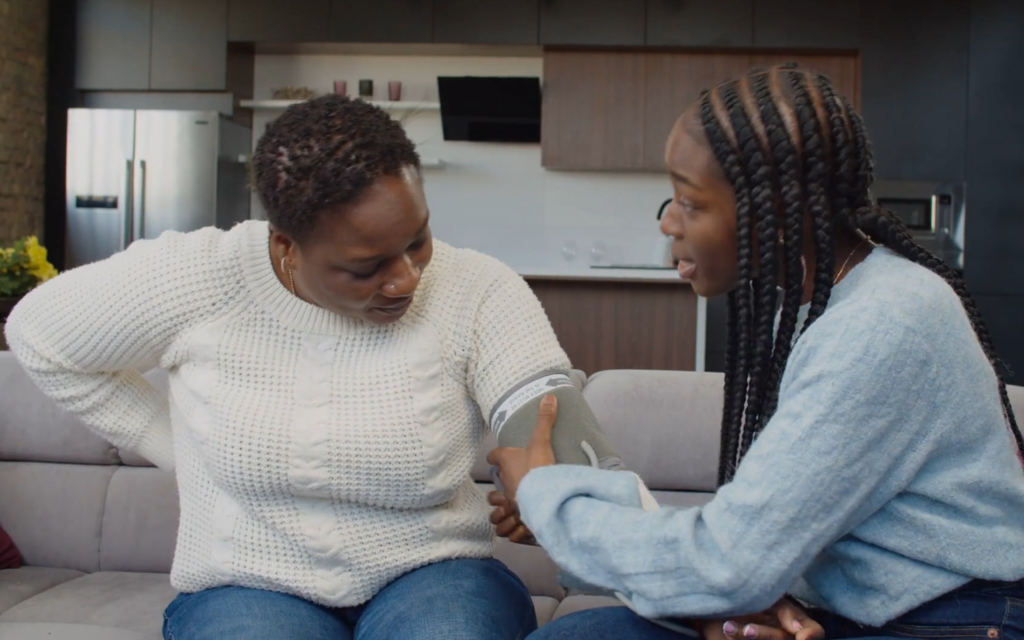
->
[384, 255, 421, 297]
[660, 204, 683, 238]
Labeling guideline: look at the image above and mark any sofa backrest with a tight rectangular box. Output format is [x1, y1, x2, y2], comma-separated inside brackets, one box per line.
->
[4, 351, 1024, 578]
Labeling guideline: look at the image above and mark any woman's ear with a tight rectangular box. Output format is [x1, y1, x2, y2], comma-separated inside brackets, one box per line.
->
[269, 226, 296, 262]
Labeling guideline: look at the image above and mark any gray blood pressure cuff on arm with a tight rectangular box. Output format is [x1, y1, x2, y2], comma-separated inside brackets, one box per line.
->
[490, 371, 624, 472]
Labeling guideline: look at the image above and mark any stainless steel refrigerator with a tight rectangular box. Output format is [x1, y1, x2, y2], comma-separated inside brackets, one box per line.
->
[66, 109, 251, 268]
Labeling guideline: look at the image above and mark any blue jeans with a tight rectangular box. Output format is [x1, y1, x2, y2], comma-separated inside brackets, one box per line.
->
[531, 580, 1024, 640]
[162, 558, 537, 640]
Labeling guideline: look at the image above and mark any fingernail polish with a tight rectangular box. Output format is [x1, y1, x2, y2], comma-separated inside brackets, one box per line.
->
[723, 621, 739, 635]
[792, 621, 804, 631]
[744, 625, 758, 638]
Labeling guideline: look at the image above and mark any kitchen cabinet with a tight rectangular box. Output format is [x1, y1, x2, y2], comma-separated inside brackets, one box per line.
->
[433, 0, 538, 44]
[643, 52, 753, 170]
[541, 52, 647, 170]
[753, 0, 861, 49]
[77, 0, 230, 91]
[526, 279, 699, 373]
[331, 0, 434, 43]
[76, 0, 153, 90]
[859, 0, 967, 183]
[228, 0, 331, 42]
[750, 53, 860, 108]
[646, 0, 754, 47]
[540, 0, 646, 46]
[150, 0, 228, 90]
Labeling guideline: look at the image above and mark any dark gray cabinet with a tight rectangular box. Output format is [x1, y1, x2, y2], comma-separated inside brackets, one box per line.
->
[964, 0, 1024, 297]
[228, 0, 331, 42]
[859, 0, 968, 184]
[433, 0, 538, 44]
[646, 0, 753, 47]
[540, 0, 646, 46]
[151, 0, 228, 90]
[76, 0, 153, 90]
[753, 0, 860, 48]
[332, 0, 433, 43]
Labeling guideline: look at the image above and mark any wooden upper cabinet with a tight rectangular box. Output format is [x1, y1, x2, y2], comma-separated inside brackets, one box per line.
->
[228, 0, 331, 42]
[150, 0, 228, 90]
[76, 0, 152, 90]
[540, 0, 646, 46]
[332, 0, 434, 43]
[753, 0, 861, 49]
[643, 52, 753, 170]
[750, 53, 860, 108]
[646, 0, 754, 47]
[542, 52, 646, 170]
[433, 0, 538, 44]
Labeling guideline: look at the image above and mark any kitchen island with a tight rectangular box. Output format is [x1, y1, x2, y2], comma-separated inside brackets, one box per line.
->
[516, 267, 704, 376]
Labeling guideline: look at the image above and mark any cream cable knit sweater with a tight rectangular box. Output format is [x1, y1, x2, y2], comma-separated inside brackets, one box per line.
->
[5, 221, 569, 606]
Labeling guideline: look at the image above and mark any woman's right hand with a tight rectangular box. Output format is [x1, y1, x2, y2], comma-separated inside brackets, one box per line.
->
[488, 490, 537, 545]
[703, 599, 825, 640]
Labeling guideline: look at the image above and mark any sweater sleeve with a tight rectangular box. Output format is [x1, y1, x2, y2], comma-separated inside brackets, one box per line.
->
[465, 258, 571, 429]
[516, 302, 940, 619]
[3, 228, 239, 471]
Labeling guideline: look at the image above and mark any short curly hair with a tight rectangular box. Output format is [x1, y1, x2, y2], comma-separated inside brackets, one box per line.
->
[253, 94, 420, 242]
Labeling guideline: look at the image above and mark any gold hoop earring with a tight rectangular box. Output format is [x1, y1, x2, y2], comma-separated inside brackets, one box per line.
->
[281, 256, 296, 296]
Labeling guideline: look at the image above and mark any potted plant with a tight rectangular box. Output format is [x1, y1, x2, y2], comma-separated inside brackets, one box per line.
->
[0, 236, 58, 323]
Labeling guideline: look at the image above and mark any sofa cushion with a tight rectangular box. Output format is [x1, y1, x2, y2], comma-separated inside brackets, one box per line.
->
[0, 353, 118, 466]
[533, 596, 560, 627]
[583, 370, 723, 492]
[0, 623, 152, 640]
[0, 567, 84, 615]
[552, 594, 624, 620]
[0, 572, 175, 638]
[100, 467, 178, 573]
[0, 462, 116, 572]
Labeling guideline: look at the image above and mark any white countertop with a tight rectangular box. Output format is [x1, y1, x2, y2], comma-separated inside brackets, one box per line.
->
[514, 266, 688, 283]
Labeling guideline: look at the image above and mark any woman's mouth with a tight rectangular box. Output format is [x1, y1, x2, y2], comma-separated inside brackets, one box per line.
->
[676, 260, 697, 280]
[375, 297, 413, 316]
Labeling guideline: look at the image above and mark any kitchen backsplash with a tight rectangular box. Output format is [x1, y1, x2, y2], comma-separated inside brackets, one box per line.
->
[252, 53, 675, 271]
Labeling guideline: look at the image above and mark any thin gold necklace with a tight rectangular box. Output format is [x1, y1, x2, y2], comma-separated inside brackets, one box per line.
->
[833, 238, 868, 285]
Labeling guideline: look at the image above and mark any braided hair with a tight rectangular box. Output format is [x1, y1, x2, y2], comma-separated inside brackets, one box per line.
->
[703, 66, 1023, 486]
[253, 94, 420, 243]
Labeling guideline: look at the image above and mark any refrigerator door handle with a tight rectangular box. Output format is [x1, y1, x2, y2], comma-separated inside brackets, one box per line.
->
[137, 159, 147, 240]
[123, 159, 134, 250]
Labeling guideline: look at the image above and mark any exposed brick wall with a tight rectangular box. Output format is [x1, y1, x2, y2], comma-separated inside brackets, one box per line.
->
[0, 0, 49, 245]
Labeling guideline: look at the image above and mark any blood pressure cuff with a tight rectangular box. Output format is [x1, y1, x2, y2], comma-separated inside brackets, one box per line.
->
[490, 370, 624, 471]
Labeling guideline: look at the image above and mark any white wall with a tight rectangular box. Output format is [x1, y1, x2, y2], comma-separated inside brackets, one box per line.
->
[252, 54, 675, 272]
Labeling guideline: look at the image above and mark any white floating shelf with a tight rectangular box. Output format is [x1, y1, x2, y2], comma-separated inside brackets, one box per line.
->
[239, 99, 440, 111]
[420, 157, 444, 169]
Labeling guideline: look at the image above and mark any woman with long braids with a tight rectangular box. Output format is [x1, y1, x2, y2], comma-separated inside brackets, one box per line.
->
[488, 65, 1024, 640]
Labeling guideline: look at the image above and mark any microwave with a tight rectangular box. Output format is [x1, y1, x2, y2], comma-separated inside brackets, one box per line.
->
[872, 180, 965, 271]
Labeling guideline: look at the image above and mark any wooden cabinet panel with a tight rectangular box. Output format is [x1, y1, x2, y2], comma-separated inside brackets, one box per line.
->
[433, 0, 538, 44]
[332, 0, 434, 43]
[526, 280, 698, 373]
[753, 0, 861, 49]
[542, 52, 647, 170]
[540, 0, 645, 46]
[228, 0, 331, 42]
[150, 0, 228, 90]
[643, 52, 753, 170]
[76, 0, 152, 90]
[646, 0, 754, 47]
[750, 53, 860, 108]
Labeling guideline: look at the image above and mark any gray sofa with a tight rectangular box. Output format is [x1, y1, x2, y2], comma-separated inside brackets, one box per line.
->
[3, 350, 1019, 640]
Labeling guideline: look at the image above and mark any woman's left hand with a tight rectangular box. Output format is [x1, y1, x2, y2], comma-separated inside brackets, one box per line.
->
[486, 394, 558, 503]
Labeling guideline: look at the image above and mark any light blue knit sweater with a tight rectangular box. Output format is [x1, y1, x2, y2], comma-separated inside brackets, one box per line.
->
[518, 248, 1024, 627]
